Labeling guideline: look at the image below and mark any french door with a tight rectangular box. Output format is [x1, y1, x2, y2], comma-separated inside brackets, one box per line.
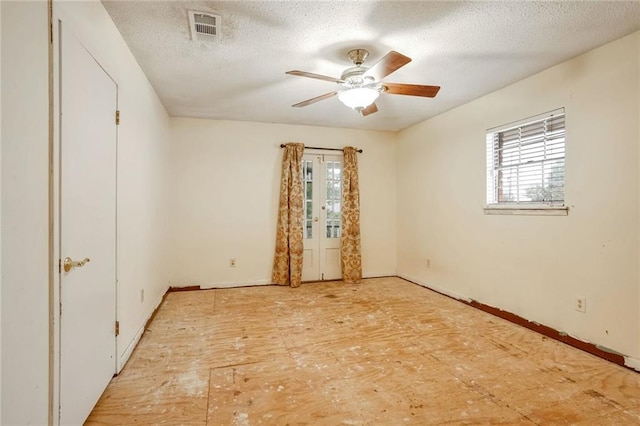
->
[302, 154, 343, 281]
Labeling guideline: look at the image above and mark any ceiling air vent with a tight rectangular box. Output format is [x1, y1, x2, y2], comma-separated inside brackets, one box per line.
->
[188, 10, 220, 42]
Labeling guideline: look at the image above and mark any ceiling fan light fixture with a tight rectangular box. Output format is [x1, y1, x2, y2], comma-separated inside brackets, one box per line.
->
[338, 87, 380, 111]
[286, 50, 438, 116]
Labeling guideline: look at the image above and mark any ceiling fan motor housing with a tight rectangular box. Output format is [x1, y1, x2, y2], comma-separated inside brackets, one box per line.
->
[347, 49, 369, 66]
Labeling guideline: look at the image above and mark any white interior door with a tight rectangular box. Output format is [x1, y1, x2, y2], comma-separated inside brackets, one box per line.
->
[302, 154, 343, 282]
[59, 23, 117, 425]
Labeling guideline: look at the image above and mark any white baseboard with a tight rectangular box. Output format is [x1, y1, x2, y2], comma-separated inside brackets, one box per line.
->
[117, 322, 144, 373]
[624, 356, 640, 372]
[362, 271, 397, 279]
[172, 273, 398, 290]
[397, 273, 472, 302]
[200, 279, 272, 289]
[117, 287, 167, 373]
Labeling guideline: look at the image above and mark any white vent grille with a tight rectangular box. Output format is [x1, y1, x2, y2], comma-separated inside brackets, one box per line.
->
[188, 10, 220, 42]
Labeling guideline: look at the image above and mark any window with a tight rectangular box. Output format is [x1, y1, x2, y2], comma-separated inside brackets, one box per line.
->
[486, 108, 567, 214]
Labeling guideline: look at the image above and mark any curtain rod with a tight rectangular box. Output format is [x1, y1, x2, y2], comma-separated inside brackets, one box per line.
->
[279, 144, 363, 153]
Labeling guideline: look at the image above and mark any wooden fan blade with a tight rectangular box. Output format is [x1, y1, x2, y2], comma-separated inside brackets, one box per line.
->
[383, 83, 440, 98]
[286, 70, 342, 83]
[364, 51, 411, 81]
[361, 102, 378, 116]
[292, 91, 338, 107]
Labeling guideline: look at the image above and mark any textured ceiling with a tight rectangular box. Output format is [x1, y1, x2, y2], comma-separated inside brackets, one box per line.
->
[102, 1, 640, 132]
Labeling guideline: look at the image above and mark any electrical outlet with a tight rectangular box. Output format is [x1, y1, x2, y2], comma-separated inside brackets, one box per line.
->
[426, 259, 431, 269]
[140, 289, 144, 303]
[230, 258, 237, 267]
[575, 296, 586, 313]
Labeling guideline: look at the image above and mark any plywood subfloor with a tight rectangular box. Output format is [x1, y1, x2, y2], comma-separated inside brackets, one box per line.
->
[86, 277, 640, 425]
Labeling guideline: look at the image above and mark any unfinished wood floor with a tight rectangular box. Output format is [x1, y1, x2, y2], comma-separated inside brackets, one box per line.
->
[87, 277, 640, 425]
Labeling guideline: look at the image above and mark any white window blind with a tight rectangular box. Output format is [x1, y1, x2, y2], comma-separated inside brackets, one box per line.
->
[486, 108, 565, 206]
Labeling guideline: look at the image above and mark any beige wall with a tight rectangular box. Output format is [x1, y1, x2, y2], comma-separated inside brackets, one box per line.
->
[1, 0, 172, 423]
[169, 118, 397, 287]
[1, 1, 50, 423]
[397, 32, 640, 362]
[2, 2, 639, 423]
[54, 0, 172, 370]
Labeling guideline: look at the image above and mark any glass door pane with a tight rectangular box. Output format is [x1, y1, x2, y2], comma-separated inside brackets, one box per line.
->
[325, 160, 342, 239]
[303, 159, 313, 239]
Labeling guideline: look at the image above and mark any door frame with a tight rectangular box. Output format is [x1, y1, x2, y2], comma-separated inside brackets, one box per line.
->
[302, 151, 343, 282]
[50, 11, 119, 425]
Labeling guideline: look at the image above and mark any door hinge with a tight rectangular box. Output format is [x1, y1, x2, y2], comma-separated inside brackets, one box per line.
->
[58, 258, 61, 273]
[115, 110, 120, 125]
[115, 321, 120, 336]
[49, 1, 53, 44]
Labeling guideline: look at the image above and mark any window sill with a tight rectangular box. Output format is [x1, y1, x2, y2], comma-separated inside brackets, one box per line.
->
[484, 205, 568, 216]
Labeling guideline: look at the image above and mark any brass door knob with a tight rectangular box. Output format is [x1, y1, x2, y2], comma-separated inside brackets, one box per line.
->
[63, 256, 90, 272]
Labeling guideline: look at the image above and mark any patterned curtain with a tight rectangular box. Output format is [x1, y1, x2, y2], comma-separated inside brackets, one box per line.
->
[341, 146, 362, 283]
[272, 143, 305, 287]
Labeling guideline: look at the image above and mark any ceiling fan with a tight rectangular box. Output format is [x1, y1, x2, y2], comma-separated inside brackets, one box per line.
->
[286, 49, 440, 116]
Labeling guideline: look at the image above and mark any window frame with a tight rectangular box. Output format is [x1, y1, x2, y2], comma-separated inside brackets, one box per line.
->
[484, 108, 568, 216]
